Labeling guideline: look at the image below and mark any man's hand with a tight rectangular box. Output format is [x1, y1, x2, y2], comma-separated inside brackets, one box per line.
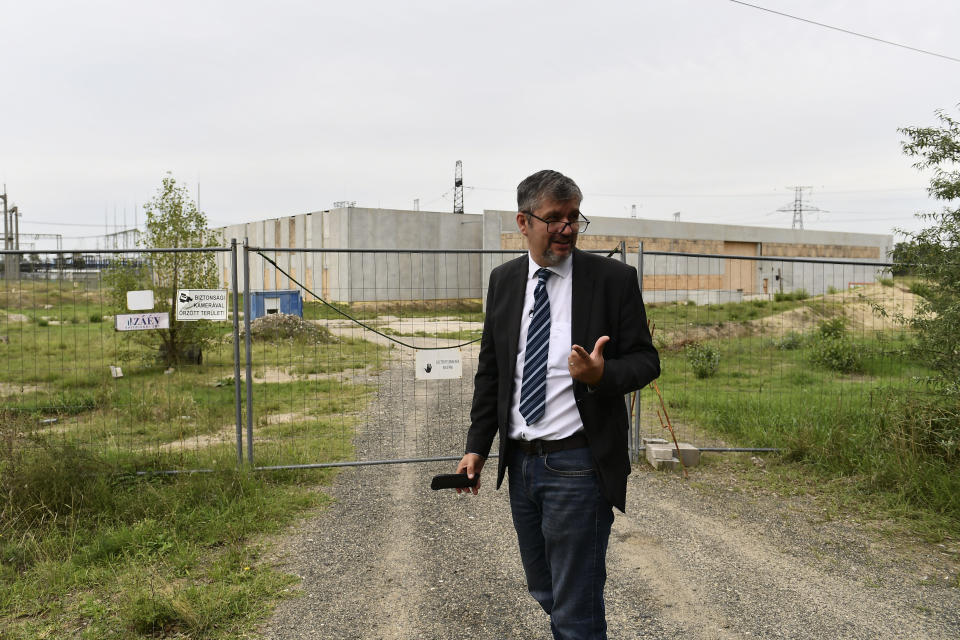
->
[568, 335, 609, 387]
[454, 453, 485, 495]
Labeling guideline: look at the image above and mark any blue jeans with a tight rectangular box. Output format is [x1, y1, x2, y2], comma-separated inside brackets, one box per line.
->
[508, 445, 614, 640]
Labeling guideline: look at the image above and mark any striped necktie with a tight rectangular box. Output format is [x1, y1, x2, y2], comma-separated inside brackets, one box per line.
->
[519, 267, 553, 425]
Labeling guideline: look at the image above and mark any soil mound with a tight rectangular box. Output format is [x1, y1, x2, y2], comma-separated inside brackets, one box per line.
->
[244, 313, 336, 343]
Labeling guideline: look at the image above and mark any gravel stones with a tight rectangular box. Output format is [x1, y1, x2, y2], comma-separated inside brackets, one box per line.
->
[255, 349, 960, 639]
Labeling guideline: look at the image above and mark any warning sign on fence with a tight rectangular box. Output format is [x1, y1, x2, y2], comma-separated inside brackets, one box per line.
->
[176, 289, 228, 321]
[415, 349, 463, 380]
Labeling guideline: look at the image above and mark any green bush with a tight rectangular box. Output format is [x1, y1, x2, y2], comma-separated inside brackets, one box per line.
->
[685, 342, 720, 378]
[878, 277, 894, 287]
[817, 316, 848, 340]
[89, 313, 104, 323]
[774, 331, 804, 350]
[811, 337, 863, 373]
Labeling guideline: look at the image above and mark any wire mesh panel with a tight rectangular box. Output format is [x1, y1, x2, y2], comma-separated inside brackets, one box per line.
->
[0, 248, 240, 473]
[242, 248, 523, 469]
[636, 251, 920, 452]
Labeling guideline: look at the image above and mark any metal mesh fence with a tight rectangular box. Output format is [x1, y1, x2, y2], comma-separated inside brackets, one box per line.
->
[2, 245, 918, 474]
[636, 251, 918, 450]
[0, 248, 240, 473]
[241, 248, 523, 470]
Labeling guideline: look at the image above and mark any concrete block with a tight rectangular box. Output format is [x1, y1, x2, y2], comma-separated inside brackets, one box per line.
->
[675, 442, 701, 468]
[645, 442, 700, 470]
[645, 443, 677, 471]
[651, 457, 681, 471]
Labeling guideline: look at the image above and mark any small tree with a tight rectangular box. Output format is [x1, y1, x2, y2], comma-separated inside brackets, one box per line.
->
[105, 173, 220, 366]
[897, 107, 960, 390]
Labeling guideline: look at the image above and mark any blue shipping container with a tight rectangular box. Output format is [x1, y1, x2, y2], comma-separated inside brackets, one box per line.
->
[250, 290, 303, 320]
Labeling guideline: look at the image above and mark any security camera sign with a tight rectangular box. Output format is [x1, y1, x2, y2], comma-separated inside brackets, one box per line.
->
[176, 289, 228, 321]
[415, 349, 463, 380]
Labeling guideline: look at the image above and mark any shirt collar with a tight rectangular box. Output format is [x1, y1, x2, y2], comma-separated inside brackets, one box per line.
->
[526, 253, 572, 281]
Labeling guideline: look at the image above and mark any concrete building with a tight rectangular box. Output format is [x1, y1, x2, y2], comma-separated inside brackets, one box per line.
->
[217, 207, 481, 303]
[216, 207, 892, 305]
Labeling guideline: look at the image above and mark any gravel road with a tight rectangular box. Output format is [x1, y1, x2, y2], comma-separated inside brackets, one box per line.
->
[256, 350, 960, 640]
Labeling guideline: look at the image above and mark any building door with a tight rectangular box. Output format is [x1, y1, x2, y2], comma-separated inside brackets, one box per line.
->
[722, 241, 758, 294]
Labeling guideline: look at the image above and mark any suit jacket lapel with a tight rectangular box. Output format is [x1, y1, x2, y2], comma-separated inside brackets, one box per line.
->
[572, 249, 594, 349]
[503, 257, 528, 373]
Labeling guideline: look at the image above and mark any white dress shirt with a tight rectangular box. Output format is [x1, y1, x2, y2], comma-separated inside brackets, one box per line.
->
[508, 254, 583, 441]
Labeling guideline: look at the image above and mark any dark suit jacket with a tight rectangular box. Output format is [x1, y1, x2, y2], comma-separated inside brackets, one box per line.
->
[466, 248, 660, 512]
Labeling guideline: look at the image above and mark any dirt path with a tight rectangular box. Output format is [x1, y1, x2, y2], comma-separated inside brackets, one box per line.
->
[257, 349, 959, 640]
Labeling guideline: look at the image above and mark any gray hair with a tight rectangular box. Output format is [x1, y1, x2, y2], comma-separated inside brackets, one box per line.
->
[517, 170, 583, 214]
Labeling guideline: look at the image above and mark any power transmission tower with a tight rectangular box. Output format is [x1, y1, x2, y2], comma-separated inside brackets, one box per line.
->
[453, 160, 464, 214]
[777, 186, 823, 230]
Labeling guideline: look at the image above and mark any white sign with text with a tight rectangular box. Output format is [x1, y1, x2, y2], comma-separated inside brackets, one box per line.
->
[415, 349, 463, 380]
[176, 289, 228, 321]
[115, 312, 170, 332]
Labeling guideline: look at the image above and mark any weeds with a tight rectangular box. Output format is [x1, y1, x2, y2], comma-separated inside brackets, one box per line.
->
[774, 288, 810, 302]
[685, 342, 720, 378]
[0, 441, 329, 638]
[810, 317, 864, 373]
[774, 331, 804, 350]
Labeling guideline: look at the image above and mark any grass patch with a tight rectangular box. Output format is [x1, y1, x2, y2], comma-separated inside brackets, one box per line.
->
[646, 295, 812, 328]
[304, 298, 483, 323]
[650, 331, 959, 533]
[380, 327, 482, 342]
[0, 442, 330, 638]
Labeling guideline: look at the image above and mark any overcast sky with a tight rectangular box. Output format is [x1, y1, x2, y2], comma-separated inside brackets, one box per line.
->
[2, 0, 958, 250]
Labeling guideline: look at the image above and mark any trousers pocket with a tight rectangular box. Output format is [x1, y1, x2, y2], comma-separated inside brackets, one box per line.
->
[543, 449, 595, 476]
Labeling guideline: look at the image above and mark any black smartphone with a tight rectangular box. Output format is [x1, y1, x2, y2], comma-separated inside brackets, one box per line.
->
[430, 473, 478, 490]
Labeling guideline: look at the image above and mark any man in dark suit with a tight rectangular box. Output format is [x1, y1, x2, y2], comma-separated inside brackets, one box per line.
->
[455, 170, 660, 639]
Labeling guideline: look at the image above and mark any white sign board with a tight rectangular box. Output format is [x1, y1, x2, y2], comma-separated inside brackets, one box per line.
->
[115, 312, 169, 332]
[415, 349, 463, 380]
[126, 290, 155, 310]
[176, 289, 228, 321]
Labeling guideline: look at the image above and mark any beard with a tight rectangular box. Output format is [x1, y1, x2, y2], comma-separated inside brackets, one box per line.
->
[540, 235, 576, 266]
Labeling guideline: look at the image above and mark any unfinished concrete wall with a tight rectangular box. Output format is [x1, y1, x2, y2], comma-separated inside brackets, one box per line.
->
[481, 210, 891, 304]
[217, 206, 890, 306]
[216, 208, 483, 303]
[341, 208, 483, 302]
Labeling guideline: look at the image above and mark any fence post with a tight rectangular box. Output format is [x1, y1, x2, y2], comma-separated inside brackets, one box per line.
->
[634, 241, 645, 462]
[231, 239, 243, 467]
[243, 239, 254, 466]
[616, 241, 638, 462]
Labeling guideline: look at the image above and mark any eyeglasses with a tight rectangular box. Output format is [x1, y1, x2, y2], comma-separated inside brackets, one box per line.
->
[522, 211, 590, 234]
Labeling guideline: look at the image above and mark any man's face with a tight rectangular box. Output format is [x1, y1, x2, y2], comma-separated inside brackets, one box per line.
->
[517, 197, 581, 267]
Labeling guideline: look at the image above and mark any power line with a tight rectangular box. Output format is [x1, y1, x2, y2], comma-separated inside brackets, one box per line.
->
[470, 186, 785, 198]
[22, 220, 120, 227]
[729, 0, 960, 64]
[471, 185, 926, 199]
